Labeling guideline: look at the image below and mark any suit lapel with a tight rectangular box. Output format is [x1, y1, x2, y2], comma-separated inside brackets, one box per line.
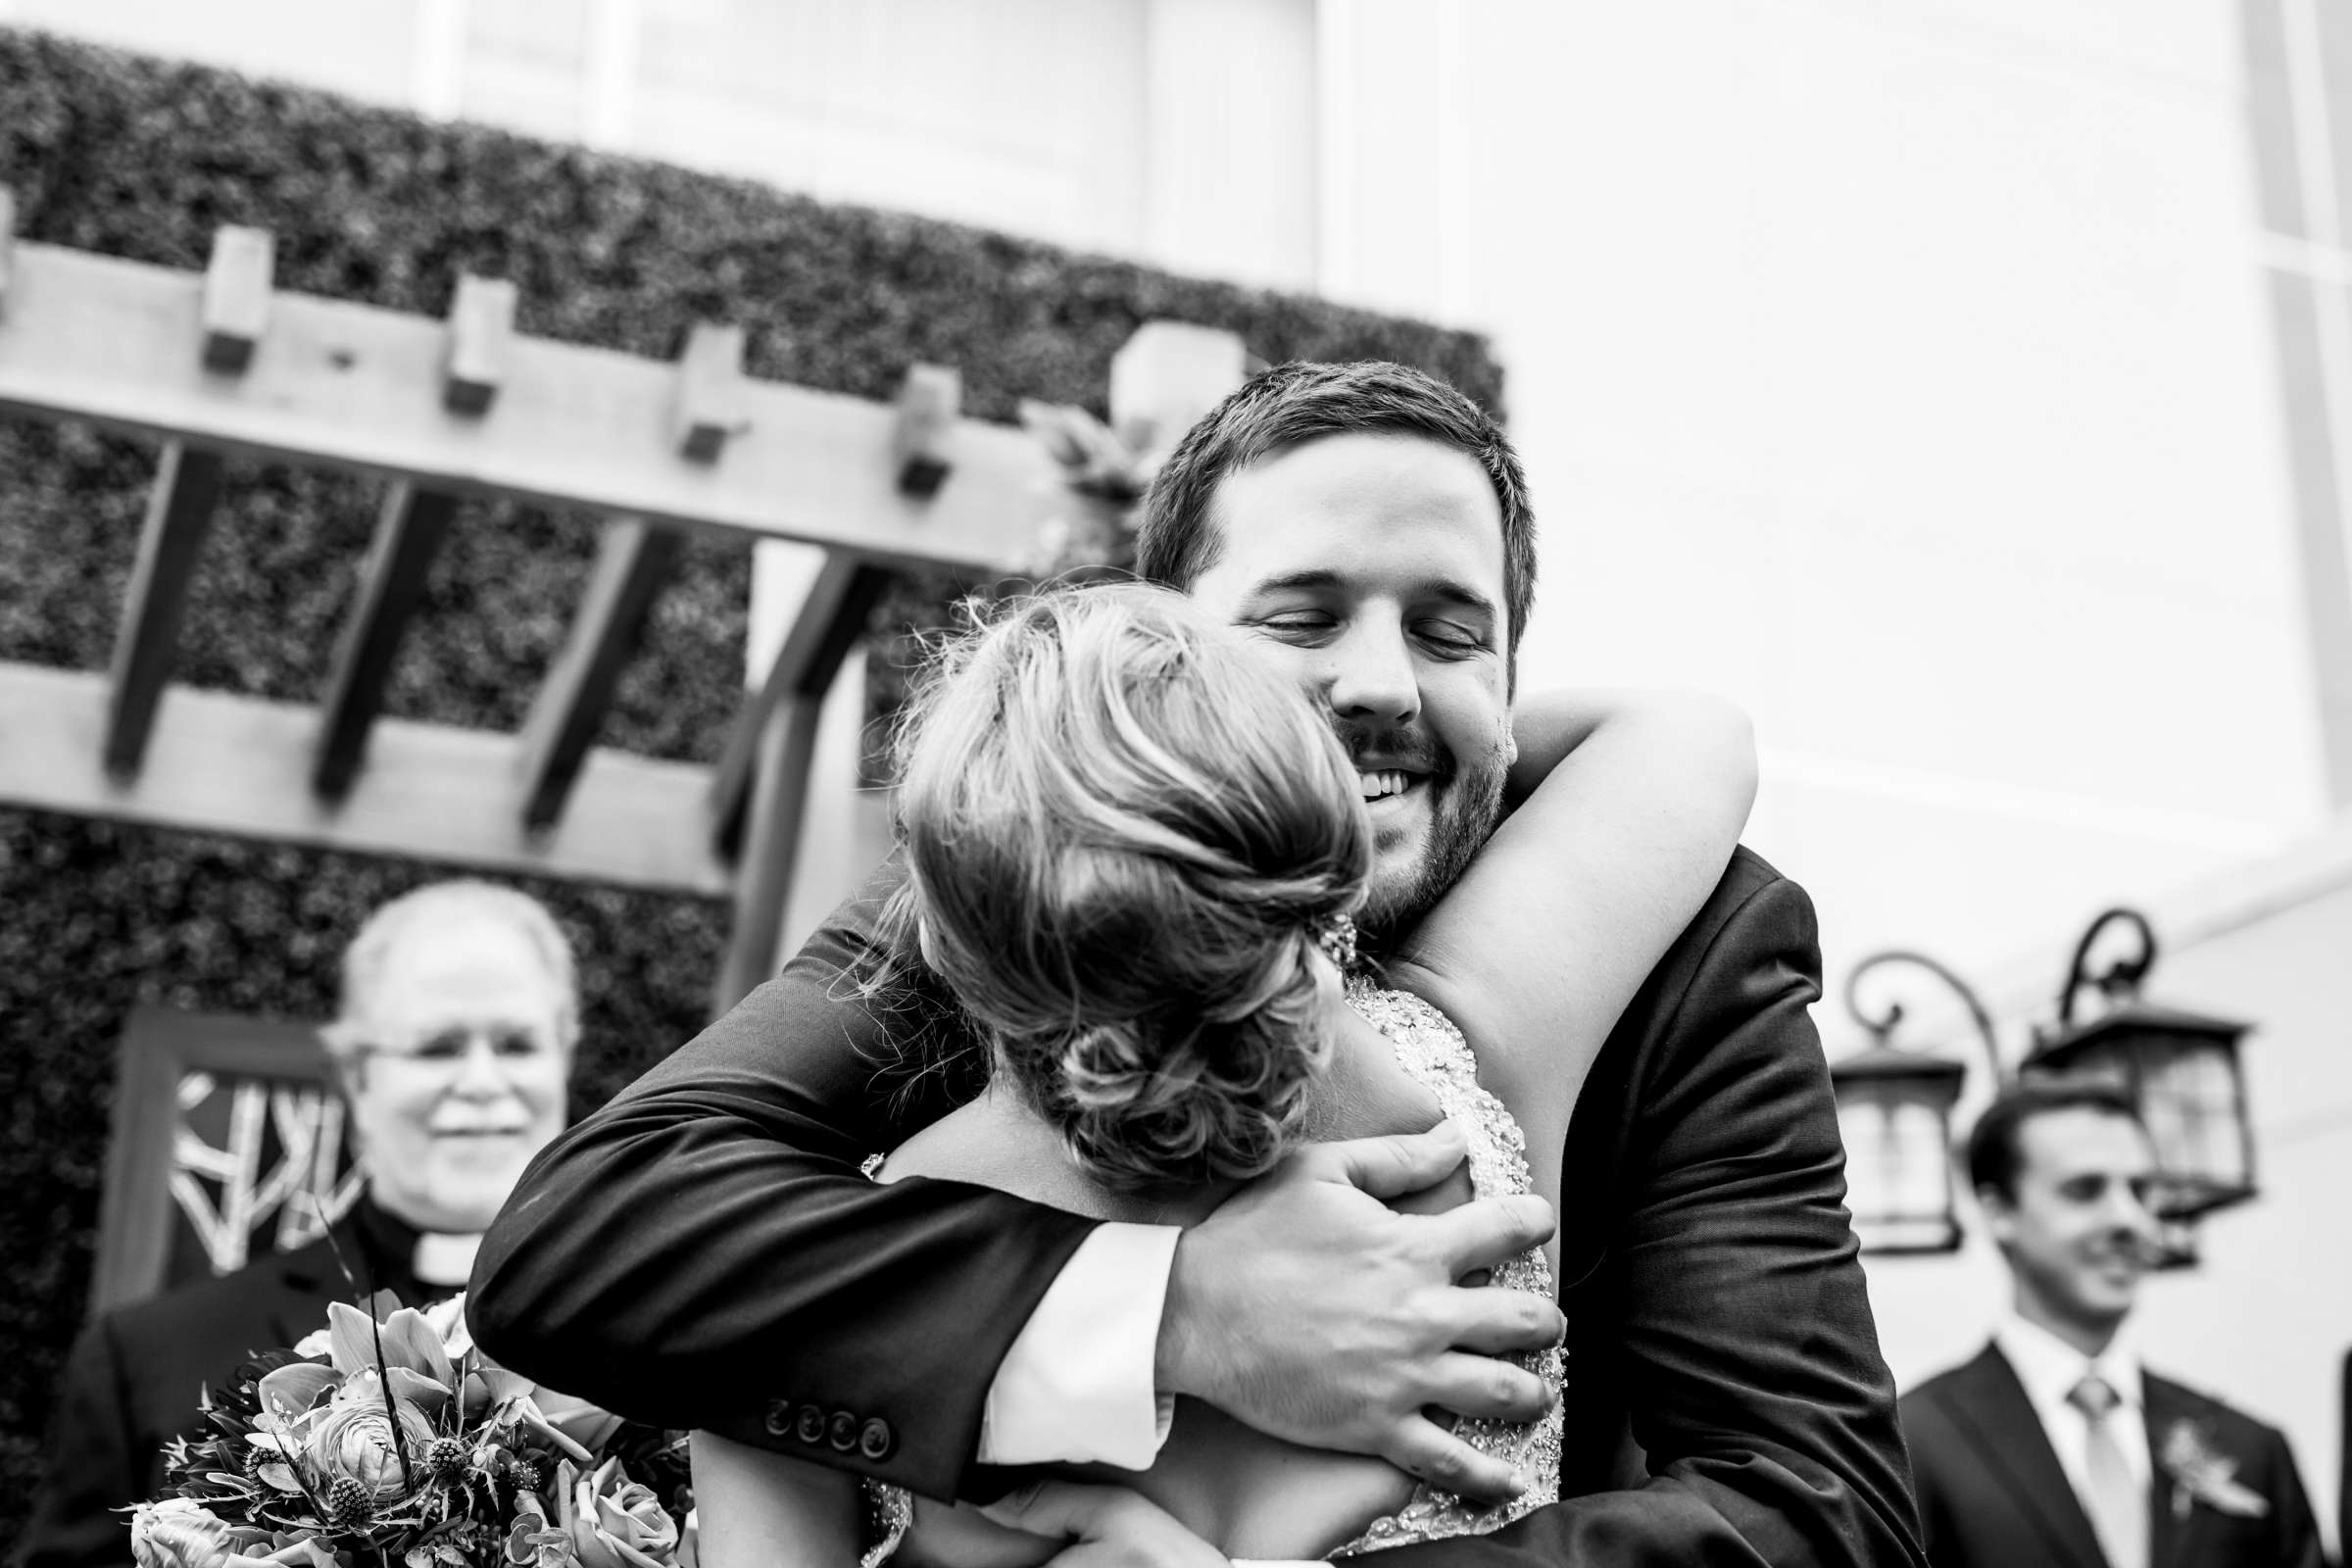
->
[1944, 1344, 2114, 1568]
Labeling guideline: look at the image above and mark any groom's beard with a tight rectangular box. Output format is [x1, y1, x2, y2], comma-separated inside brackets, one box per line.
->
[1337, 719, 1510, 950]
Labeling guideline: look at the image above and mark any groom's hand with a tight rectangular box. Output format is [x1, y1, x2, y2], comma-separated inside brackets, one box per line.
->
[1153, 1122, 1561, 1502]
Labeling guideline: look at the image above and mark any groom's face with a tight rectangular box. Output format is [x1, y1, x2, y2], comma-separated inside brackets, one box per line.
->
[1187, 431, 1515, 939]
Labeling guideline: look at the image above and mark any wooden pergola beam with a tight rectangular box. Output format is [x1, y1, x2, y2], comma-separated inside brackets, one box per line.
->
[0, 240, 1053, 573]
[102, 441, 225, 780]
[0, 662, 728, 896]
[514, 518, 683, 831]
[312, 482, 458, 801]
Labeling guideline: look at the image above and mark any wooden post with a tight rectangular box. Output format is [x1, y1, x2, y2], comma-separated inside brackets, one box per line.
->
[514, 517, 681, 830]
[0, 187, 17, 318]
[710, 553, 889, 1010]
[103, 442, 225, 780]
[709, 552, 889, 858]
[199, 225, 274, 375]
[441, 274, 517, 416]
[313, 483, 458, 800]
[891, 364, 960, 497]
[713, 699, 827, 1014]
[672, 322, 749, 463]
[1109, 320, 1249, 463]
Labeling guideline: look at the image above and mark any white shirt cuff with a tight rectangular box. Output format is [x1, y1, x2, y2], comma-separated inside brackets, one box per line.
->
[977, 1222, 1179, 1470]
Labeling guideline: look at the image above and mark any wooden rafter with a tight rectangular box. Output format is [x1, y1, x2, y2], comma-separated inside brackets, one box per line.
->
[3, 663, 727, 896]
[103, 441, 225, 780]
[514, 518, 684, 831]
[312, 483, 458, 801]
[441, 273, 514, 416]
[0, 240, 1054, 572]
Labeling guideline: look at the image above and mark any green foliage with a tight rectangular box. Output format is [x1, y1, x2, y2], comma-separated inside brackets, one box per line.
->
[0, 25, 1502, 1539]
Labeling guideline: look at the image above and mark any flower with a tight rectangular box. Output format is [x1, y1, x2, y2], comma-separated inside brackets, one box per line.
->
[559, 1457, 682, 1568]
[129, 1499, 247, 1568]
[2159, 1420, 2272, 1520]
[305, 1383, 438, 1503]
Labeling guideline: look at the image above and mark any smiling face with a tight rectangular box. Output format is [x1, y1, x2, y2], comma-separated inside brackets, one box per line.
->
[336, 915, 570, 1234]
[1185, 432, 1516, 940]
[1982, 1106, 2160, 1352]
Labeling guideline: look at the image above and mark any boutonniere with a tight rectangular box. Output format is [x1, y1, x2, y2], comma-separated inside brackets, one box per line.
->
[2160, 1419, 2271, 1520]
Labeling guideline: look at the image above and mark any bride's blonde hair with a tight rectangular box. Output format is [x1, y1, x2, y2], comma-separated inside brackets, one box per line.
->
[889, 583, 1370, 1195]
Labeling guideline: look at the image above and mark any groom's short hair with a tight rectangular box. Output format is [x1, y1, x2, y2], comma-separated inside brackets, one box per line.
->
[1964, 1080, 2145, 1204]
[1133, 361, 1538, 670]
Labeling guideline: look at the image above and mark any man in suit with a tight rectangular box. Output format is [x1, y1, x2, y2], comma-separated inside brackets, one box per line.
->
[472, 360, 1926, 1566]
[19, 881, 578, 1568]
[1902, 1082, 2326, 1568]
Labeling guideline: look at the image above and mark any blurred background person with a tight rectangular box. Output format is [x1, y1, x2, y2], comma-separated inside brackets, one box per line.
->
[1902, 1083, 2327, 1568]
[16, 880, 578, 1568]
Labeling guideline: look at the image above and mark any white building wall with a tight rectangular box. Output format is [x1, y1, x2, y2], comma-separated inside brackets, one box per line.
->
[1328, 0, 2328, 999]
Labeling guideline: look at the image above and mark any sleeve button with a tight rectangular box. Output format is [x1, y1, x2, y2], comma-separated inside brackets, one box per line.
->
[762, 1398, 793, 1438]
[794, 1403, 827, 1445]
[858, 1417, 896, 1461]
[827, 1410, 858, 1451]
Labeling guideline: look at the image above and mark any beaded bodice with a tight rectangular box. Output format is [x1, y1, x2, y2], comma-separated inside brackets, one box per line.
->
[860, 982, 1561, 1565]
[1327, 980, 1562, 1555]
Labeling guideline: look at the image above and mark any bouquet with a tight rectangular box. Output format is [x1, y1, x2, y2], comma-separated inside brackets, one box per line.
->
[127, 1293, 696, 1568]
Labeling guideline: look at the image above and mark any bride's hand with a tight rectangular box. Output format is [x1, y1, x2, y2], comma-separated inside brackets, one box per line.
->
[981, 1482, 1228, 1568]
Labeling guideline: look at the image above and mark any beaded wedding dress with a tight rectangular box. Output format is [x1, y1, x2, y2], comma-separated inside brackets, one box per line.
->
[863, 980, 1564, 1564]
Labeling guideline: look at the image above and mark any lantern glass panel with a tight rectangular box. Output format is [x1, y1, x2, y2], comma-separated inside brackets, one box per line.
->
[2133, 1036, 2251, 1211]
[1837, 1082, 1957, 1252]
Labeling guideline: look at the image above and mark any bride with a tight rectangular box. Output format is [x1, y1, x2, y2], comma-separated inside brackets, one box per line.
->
[692, 582, 1754, 1565]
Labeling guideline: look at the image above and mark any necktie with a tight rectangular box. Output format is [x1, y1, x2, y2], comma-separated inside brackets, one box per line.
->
[2068, 1372, 2148, 1568]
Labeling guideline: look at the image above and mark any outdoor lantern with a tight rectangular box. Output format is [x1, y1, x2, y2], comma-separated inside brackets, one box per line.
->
[1831, 951, 2000, 1255]
[2021, 908, 2256, 1221]
[1832, 1041, 1967, 1253]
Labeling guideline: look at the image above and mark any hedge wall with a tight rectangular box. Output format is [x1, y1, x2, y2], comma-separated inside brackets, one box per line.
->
[0, 26, 1505, 1538]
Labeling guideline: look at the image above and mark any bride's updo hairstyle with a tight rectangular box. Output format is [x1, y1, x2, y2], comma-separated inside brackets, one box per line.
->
[892, 583, 1371, 1196]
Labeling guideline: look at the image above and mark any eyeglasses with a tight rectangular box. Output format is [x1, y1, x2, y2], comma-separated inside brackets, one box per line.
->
[362, 1025, 555, 1063]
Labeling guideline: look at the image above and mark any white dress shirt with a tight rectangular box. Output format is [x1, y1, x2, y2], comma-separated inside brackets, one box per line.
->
[977, 1221, 1178, 1468]
[1994, 1311, 2153, 1502]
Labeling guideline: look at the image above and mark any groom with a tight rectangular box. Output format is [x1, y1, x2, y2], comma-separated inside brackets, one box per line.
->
[472, 361, 1926, 1566]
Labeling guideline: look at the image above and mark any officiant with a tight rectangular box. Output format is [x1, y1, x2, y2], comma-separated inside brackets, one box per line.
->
[16, 880, 579, 1568]
[1900, 1082, 2327, 1568]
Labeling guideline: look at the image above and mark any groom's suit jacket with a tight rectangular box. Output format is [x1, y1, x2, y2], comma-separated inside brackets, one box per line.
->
[472, 847, 1926, 1567]
[1901, 1344, 2326, 1568]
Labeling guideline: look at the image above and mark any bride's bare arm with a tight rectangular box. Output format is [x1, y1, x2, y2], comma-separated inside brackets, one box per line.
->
[1382, 690, 1756, 1187]
[690, 1430, 862, 1568]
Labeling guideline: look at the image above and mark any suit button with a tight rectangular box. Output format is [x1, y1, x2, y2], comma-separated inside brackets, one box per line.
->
[828, 1410, 858, 1451]
[794, 1404, 826, 1445]
[859, 1417, 895, 1461]
[763, 1398, 793, 1438]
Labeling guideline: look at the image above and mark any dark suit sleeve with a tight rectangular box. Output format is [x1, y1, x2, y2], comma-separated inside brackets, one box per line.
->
[2261, 1421, 2328, 1568]
[467, 859, 1098, 1501]
[17, 1315, 142, 1568]
[1380, 870, 1925, 1568]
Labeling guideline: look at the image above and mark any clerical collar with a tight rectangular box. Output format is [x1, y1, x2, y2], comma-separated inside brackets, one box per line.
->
[350, 1194, 480, 1298]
